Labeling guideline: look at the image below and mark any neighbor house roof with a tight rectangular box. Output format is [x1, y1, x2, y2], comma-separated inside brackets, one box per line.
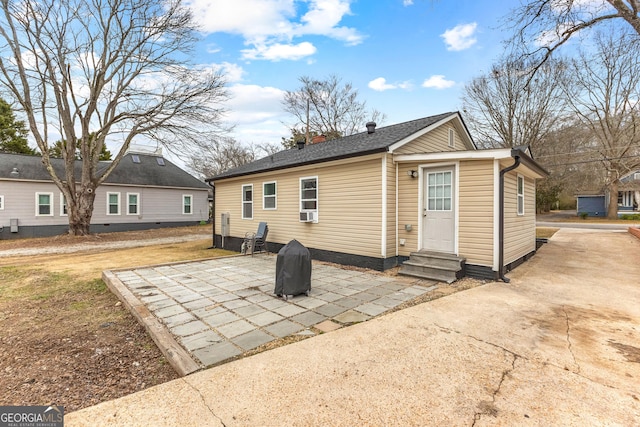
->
[0, 152, 209, 189]
[207, 112, 471, 181]
[620, 170, 640, 190]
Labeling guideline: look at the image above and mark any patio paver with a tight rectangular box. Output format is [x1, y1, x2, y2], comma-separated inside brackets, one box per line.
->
[104, 254, 441, 374]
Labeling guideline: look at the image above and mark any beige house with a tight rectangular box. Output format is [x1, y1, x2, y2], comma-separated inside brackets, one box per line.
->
[206, 112, 547, 281]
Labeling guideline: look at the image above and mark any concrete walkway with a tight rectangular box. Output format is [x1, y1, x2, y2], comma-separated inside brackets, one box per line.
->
[67, 229, 640, 426]
[103, 254, 439, 374]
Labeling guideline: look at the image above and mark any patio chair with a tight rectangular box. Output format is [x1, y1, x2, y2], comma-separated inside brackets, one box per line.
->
[242, 222, 269, 256]
[253, 222, 269, 254]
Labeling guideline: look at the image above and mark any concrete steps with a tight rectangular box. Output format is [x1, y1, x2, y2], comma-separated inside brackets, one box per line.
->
[399, 251, 465, 283]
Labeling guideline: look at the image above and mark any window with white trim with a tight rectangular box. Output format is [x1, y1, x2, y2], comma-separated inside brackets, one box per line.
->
[127, 193, 140, 215]
[427, 171, 452, 211]
[107, 192, 120, 215]
[183, 194, 193, 214]
[60, 193, 68, 216]
[517, 175, 525, 215]
[36, 192, 54, 216]
[0, 195, 4, 210]
[300, 176, 318, 213]
[242, 185, 253, 219]
[448, 128, 455, 148]
[263, 181, 276, 210]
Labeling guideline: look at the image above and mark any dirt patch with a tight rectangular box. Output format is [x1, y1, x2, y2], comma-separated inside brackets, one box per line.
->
[0, 226, 233, 413]
[608, 341, 640, 363]
[0, 225, 210, 251]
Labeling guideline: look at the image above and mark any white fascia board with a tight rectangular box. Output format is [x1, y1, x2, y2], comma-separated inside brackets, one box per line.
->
[394, 148, 513, 163]
[388, 113, 462, 153]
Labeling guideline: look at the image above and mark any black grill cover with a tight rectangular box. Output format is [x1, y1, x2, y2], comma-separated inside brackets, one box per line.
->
[275, 239, 311, 297]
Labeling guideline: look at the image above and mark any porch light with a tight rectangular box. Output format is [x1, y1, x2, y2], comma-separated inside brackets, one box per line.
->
[407, 169, 418, 178]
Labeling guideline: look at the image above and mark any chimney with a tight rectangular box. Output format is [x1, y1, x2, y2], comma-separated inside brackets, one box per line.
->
[366, 121, 376, 134]
[296, 139, 306, 150]
[311, 134, 326, 144]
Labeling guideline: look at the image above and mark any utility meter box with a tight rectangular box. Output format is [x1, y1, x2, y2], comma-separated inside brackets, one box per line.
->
[221, 212, 230, 237]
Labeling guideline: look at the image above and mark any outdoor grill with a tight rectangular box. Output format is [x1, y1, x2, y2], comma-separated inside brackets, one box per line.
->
[274, 239, 311, 299]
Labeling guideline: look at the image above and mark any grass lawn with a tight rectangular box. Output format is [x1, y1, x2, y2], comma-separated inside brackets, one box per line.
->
[0, 227, 235, 412]
[536, 227, 560, 239]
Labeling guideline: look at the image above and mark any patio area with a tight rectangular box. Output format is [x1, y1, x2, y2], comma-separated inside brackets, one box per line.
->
[103, 254, 439, 375]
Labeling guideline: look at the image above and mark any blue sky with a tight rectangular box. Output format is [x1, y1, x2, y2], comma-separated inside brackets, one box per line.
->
[185, 0, 522, 148]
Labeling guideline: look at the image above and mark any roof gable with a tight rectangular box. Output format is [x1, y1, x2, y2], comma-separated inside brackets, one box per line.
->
[388, 112, 475, 153]
[621, 169, 640, 183]
[0, 152, 208, 189]
[208, 112, 469, 181]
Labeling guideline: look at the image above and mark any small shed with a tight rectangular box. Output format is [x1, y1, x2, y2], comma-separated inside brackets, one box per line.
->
[576, 195, 606, 217]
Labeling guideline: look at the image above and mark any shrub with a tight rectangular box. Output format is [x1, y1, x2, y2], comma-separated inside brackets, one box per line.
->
[620, 214, 640, 221]
[578, 212, 589, 219]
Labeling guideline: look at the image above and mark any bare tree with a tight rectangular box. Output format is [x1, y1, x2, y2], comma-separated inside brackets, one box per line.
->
[190, 138, 280, 179]
[282, 75, 385, 142]
[508, 0, 640, 72]
[461, 55, 568, 149]
[534, 120, 606, 210]
[0, 0, 228, 235]
[561, 31, 640, 218]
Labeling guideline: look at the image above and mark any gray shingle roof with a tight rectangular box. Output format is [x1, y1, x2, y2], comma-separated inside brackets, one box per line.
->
[0, 152, 209, 189]
[207, 112, 462, 181]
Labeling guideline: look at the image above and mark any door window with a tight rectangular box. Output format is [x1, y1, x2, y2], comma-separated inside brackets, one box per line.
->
[427, 171, 452, 211]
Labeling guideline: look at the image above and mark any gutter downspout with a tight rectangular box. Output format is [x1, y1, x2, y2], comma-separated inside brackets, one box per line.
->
[207, 181, 216, 249]
[498, 149, 521, 283]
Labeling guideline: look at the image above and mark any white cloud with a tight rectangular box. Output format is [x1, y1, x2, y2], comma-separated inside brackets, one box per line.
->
[441, 23, 478, 51]
[225, 84, 287, 125]
[403, 0, 414, 5]
[214, 62, 245, 82]
[241, 42, 317, 61]
[206, 43, 221, 54]
[534, 23, 573, 47]
[368, 77, 412, 92]
[297, 0, 363, 45]
[186, 0, 296, 38]
[185, 0, 363, 61]
[422, 75, 455, 89]
[224, 84, 290, 143]
[549, 0, 610, 14]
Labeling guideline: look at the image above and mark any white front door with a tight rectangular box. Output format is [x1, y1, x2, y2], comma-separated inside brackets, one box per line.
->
[422, 167, 455, 253]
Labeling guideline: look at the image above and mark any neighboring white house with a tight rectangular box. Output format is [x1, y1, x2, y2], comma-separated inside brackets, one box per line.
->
[0, 152, 210, 239]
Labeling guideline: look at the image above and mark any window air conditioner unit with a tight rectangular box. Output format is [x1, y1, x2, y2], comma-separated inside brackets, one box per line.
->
[299, 211, 315, 222]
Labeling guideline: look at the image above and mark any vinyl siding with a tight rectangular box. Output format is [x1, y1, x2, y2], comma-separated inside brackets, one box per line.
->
[397, 163, 421, 255]
[458, 160, 495, 267]
[503, 171, 536, 264]
[385, 154, 397, 257]
[214, 154, 384, 258]
[394, 125, 467, 154]
[0, 180, 208, 227]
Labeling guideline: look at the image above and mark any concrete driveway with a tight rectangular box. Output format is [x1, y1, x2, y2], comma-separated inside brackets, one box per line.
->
[67, 228, 640, 426]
